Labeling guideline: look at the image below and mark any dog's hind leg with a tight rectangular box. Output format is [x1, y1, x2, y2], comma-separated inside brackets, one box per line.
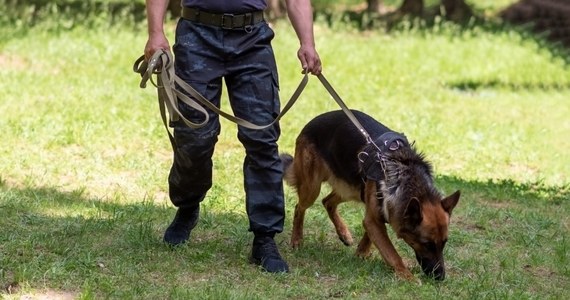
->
[291, 181, 321, 248]
[322, 192, 353, 246]
[355, 230, 372, 258]
[290, 142, 325, 249]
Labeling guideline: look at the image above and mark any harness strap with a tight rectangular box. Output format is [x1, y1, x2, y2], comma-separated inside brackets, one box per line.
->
[358, 132, 409, 182]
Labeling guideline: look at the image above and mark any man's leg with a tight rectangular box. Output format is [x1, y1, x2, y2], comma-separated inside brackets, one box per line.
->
[225, 23, 288, 272]
[164, 115, 220, 246]
[164, 20, 225, 246]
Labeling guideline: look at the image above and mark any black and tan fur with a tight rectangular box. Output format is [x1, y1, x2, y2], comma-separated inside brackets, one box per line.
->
[281, 110, 460, 280]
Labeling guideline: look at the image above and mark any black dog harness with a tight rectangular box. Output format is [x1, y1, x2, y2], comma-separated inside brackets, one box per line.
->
[358, 132, 409, 182]
[357, 131, 409, 206]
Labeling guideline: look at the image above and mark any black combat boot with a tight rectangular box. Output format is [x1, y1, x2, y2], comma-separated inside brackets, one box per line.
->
[249, 233, 289, 273]
[163, 205, 200, 246]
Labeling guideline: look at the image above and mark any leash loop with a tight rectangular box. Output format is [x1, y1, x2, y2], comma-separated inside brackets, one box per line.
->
[134, 50, 309, 132]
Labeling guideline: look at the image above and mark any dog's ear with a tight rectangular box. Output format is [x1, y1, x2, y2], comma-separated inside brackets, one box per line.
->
[442, 190, 460, 215]
[404, 197, 422, 226]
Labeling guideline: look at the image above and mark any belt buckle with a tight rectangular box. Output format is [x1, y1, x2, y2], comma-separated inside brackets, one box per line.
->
[221, 13, 234, 29]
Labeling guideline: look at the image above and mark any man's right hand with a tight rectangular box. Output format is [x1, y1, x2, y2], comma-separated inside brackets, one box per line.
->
[144, 34, 171, 62]
[144, 0, 170, 61]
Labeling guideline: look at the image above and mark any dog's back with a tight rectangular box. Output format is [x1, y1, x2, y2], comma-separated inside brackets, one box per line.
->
[282, 110, 391, 190]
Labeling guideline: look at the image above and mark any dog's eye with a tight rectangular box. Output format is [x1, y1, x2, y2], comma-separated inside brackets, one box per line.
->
[424, 241, 437, 251]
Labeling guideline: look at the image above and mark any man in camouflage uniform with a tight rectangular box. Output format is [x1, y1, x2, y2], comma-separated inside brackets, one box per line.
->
[143, 0, 321, 273]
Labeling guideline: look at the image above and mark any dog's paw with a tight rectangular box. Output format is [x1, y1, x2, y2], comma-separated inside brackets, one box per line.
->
[339, 235, 353, 246]
[355, 249, 372, 259]
[355, 240, 372, 258]
[290, 239, 302, 249]
[396, 269, 421, 284]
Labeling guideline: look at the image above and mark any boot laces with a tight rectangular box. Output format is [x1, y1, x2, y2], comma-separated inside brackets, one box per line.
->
[259, 238, 281, 259]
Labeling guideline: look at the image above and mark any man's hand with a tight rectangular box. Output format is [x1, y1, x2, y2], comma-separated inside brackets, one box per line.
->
[297, 44, 322, 75]
[286, 0, 323, 76]
[144, 33, 171, 61]
[144, 0, 170, 61]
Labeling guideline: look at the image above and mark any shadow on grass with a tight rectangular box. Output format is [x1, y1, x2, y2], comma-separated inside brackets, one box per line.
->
[0, 184, 256, 296]
[438, 175, 569, 205]
[447, 80, 570, 92]
[0, 175, 567, 295]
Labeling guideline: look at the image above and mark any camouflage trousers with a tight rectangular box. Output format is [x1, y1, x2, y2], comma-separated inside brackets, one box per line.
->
[168, 18, 284, 234]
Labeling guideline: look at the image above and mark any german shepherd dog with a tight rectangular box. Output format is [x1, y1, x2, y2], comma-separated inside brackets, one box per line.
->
[281, 110, 460, 280]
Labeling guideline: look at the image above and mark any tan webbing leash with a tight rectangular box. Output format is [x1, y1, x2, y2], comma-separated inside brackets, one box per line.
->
[133, 50, 376, 149]
[133, 50, 308, 148]
[315, 74, 374, 144]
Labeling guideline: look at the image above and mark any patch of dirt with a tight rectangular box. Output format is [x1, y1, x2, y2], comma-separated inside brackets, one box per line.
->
[0, 54, 29, 71]
[523, 264, 556, 277]
[454, 216, 486, 232]
[0, 53, 57, 74]
[3, 281, 20, 294]
[3, 287, 77, 300]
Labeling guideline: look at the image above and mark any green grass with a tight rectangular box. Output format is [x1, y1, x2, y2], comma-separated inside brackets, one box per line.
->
[1, 3, 569, 299]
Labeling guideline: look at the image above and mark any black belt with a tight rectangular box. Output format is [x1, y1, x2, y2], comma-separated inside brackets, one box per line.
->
[181, 7, 264, 29]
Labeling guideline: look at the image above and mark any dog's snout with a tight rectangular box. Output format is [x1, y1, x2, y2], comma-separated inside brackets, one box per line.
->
[431, 268, 445, 281]
[421, 263, 445, 280]
[417, 254, 446, 280]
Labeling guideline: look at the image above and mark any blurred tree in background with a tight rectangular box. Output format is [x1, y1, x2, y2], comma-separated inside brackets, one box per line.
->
[2, 0, 569, 51]
[500, 0, 570, 48]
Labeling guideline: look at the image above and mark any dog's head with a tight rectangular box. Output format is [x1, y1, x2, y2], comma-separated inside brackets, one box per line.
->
[379, 146, 460, 280]
[395, 190, 460, 280]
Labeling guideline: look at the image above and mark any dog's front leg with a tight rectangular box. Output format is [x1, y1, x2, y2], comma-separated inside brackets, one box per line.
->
[362, 180, 415, 281]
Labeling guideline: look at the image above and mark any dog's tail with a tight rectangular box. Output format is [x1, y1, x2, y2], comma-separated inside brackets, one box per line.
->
[280, 153, 297, 186]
